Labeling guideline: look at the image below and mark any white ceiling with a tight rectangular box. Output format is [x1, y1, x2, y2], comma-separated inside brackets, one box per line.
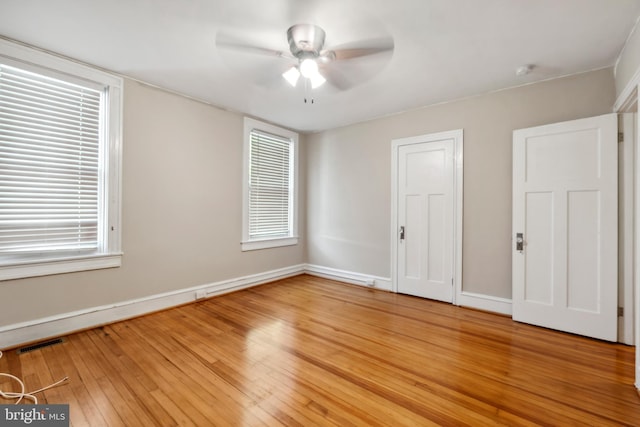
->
[1, 0, 639, 132]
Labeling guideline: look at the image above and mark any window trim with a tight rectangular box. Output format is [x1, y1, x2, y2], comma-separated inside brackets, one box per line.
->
[242, 118, 298, 251]
[0, 38, 123, 281]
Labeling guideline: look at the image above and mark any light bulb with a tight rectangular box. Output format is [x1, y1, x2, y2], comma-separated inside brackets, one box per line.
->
[299, 59, 318, 78]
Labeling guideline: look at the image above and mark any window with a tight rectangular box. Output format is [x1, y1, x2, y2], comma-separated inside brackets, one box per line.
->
[242, 118, 298, 251]
[0, 39, 123, 280]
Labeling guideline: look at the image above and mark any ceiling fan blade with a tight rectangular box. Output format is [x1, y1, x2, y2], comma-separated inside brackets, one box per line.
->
[216, 33, 292, 59]
[328, 37, 394, 61]
[321, 66, 356, 91]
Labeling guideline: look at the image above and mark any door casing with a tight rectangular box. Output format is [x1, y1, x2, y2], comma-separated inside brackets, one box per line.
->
[619, 112, 636, 345]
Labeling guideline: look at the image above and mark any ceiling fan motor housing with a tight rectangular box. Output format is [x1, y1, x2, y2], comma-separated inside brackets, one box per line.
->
[287, 24, 325, 59]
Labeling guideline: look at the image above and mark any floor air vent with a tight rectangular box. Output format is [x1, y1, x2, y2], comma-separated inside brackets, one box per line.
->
[16, 337, 65, 355]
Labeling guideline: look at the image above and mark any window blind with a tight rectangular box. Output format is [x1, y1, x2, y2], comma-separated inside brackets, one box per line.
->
[0, 63, 102, 254]
[249, 129, 292, 239]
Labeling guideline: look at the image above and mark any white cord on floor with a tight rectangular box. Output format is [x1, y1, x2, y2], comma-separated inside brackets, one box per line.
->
[0, 349, 69, 404]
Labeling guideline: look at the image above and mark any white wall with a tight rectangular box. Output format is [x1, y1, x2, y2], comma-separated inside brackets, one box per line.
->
[0, 79, 306, 330]
[306, 69, 616, 299]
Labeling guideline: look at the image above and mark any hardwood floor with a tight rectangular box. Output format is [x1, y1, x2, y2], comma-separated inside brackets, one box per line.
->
[1, 274, 639, 426]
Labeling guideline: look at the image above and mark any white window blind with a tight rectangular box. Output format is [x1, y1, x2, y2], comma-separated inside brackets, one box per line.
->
[248, 129, 292, 239]
[0, 63, 103, 255]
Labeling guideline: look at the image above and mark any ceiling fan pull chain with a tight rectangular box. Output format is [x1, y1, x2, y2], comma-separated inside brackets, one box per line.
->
[303, 78, 314, 104]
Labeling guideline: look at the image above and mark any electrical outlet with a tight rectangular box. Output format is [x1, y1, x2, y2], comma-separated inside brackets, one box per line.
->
[195, 290, 207, 300]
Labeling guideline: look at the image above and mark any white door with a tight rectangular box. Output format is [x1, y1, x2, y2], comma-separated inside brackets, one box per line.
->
[512, 113, 617, 341]
[395, 135, 455, 302]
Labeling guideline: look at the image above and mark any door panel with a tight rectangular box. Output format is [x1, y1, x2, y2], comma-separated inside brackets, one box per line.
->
[513, 113, 617, 341]
[524, 192, 553, 304]
[405, 194, 422, 278]
[427, 194, 444, 281]
[567, 190, 599, 311]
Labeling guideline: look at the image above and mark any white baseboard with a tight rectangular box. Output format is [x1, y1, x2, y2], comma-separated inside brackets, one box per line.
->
[304, 264, 392, 291]
[0, 264, 305, 350]
[0, 263, 515, 349]
[456, 291, 512, 316]
[305, 264, 512, 316]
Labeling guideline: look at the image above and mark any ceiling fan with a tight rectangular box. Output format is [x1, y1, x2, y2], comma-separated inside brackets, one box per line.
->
[216, 23, 394, 91]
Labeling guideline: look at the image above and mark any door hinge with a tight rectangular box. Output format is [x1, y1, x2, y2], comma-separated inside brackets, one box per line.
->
[618, 306, 624, 317]
[618, 132, 624, 143]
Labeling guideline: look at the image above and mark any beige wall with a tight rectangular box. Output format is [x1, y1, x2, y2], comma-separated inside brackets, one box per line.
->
[615, 21, 640, 100]
[306, 68, 615, 299]
[0, 67, 618, 330]
[0, 79, 306, 327]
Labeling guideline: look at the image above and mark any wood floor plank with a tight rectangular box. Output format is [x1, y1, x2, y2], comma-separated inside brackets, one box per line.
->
[1, 274, 639, 425]
[232, 282, 624, 426]
[107, 321, 241, 426]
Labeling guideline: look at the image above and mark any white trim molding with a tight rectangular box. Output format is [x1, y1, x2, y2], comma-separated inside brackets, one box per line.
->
[635, 90, 640, 393]
[241, 117, 299, 252]
[618, 113, 636, 345]
[241, 236, 299, 251]
[613, 24, 639, 113]
[457, 291, 512, 316]
[0, 254, 122, 281]
[614, 73, 639, 113]
[0, 264, 304, 350]
[612, 61, 640, 390]
[0, 262, 516, 350]
[306, 263, 512, 316]
[305, 264, 392, 291]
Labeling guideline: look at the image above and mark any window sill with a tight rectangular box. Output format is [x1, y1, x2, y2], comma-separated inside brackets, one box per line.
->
[241, 237, 298, 252]
[0, 253, 123, 281]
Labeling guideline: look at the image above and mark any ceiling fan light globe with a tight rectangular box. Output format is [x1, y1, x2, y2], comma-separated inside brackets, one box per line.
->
[310, 72, 326, 89]
[299, 58, 318, 78]
[282, 67, 300, 86]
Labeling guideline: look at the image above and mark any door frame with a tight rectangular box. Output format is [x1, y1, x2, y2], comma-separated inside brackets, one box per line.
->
[390, 129, 463, 304]
[619, 113, 636, 345]
[613, 74, 638, 389]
